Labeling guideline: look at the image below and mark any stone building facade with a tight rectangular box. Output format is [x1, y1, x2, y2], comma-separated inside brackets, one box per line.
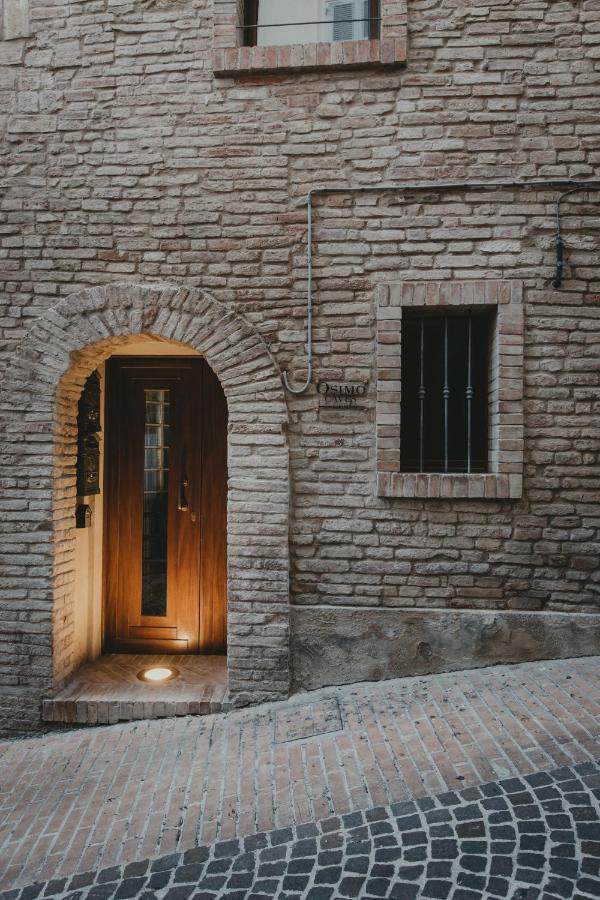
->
[1, 0, 599, 735]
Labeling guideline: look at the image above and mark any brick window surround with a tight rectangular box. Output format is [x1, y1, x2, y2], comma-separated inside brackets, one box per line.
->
[377, 281, 524, 500]
[213, 0, 408, 77]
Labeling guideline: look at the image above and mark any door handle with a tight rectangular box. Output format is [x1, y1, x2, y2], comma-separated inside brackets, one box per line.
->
[178, 472, 190, 512]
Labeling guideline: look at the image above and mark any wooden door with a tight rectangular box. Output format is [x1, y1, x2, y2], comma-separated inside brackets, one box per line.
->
[104, 357, 227, 653]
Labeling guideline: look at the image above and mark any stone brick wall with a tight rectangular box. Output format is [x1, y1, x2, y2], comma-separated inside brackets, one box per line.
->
[1, 0, 599, 733]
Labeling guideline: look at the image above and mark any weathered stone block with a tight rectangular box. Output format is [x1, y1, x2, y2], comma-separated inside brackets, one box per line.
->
[2, 0, 29, 39]
[291, 607, 600, 692]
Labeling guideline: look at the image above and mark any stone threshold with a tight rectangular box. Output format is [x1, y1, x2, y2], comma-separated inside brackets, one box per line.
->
[42, 653, 229, 725]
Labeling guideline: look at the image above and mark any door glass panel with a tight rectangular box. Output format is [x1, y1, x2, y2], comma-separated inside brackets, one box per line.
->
[142, 389, 170, 616]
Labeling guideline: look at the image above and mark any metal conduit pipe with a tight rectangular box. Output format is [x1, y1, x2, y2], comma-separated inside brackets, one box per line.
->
[282, 178, 600, 394]
[552, 185, 600, 289]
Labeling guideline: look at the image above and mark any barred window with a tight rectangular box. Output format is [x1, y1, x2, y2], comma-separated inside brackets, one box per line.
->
[243, 0, 381, 48]
[400, 309, 493, 474]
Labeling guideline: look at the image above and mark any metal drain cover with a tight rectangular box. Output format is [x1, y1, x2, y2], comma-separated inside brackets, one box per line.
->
[274, 696, 343, 743]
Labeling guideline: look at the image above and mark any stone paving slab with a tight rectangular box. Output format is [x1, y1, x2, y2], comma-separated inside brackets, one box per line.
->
[0, 657, 599, 891]
[1, 759, 599, 900]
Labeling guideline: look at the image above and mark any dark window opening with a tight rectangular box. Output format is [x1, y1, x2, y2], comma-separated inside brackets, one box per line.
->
[242, 0, 381, 48]
[400, 308, 493, 474]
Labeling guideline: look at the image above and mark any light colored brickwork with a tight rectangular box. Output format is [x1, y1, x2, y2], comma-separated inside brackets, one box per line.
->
[0, 0, 600, 734]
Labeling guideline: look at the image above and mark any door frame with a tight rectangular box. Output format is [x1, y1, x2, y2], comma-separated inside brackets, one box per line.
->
[102, 355, 228, 655]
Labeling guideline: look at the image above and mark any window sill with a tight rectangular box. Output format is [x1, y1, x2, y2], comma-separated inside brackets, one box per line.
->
[377, 472, 523, 500]
[212, 37, 407, 77]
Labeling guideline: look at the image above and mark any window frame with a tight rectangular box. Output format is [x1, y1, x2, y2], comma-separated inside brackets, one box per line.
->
[242, 0, 382, 48]
[376, 281, 524, 500]
[212, 0, 407, 77]
[399, 306, 493, 476]
[244, 0, 258, 47]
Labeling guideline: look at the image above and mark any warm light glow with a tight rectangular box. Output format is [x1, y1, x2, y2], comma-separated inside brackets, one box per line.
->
[145, 667, 173, 681]
[137, 666, 179, 684]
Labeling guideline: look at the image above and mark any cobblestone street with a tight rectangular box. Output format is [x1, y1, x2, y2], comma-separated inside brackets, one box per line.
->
[1, 657, 599, 898]
[2, 759, 599, 900]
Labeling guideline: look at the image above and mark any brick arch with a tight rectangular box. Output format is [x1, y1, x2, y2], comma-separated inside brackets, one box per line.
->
[0, 283, 290, 731]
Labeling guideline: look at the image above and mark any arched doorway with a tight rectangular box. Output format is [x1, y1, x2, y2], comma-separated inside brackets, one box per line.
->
[0, 283, 290, 734]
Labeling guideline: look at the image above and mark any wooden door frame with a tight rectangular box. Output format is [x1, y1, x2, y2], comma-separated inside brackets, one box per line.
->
[102, 356, 228, 655]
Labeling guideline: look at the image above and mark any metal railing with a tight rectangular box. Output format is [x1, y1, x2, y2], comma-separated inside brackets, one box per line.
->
[241, 16, 380, 45]
[240, 17, 380, 30]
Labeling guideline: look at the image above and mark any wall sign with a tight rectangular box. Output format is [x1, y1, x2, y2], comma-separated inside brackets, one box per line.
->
[317, 381, 368, 410]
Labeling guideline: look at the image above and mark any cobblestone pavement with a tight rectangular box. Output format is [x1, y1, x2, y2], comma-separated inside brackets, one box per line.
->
[0, 657, 599, 893]
[1, 759, 599, 900]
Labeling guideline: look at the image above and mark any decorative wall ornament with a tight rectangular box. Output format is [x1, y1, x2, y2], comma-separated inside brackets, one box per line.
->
[76, 371, 101, 497]
[77, 371, 101, 434]
[77, 434, 100, 496]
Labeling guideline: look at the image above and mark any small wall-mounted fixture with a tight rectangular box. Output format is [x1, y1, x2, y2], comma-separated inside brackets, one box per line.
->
[76, 504, 92, 529]
[77, 434, 100, 496]
[76, 371, 101, 497]
[78, 371, 101, 433]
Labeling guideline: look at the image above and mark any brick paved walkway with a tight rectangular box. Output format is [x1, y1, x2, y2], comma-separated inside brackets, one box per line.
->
[2, 758, 598, 900]
[0, 657, 599, 892]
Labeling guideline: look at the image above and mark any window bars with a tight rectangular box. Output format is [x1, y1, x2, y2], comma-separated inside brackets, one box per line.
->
[401, 311, 490, 475]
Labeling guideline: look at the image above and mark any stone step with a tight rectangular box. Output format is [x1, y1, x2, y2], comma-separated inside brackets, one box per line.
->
[42, 653, 229, 726]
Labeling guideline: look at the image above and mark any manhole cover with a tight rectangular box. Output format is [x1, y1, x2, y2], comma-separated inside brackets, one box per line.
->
[274, 697, 343, 743]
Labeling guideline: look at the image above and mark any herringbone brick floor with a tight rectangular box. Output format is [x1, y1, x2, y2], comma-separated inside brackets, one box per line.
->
[0, 657, 599, 892]
[42, 654, 228, 724]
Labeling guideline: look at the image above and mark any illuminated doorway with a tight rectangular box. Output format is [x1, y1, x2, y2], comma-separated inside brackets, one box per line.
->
[104, 357, 227, 654]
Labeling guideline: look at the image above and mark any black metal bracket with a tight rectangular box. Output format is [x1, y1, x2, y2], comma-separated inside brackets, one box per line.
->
[553, 187, 600, 289]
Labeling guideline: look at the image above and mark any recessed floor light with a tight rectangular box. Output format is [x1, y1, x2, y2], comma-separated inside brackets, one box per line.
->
[137, 666, 179, 684]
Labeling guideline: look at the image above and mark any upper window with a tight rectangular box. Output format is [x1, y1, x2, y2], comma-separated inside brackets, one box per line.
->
[212, 0, 407, 77]
[400, 309, 492, 475]
[243, 1, 381, 47]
